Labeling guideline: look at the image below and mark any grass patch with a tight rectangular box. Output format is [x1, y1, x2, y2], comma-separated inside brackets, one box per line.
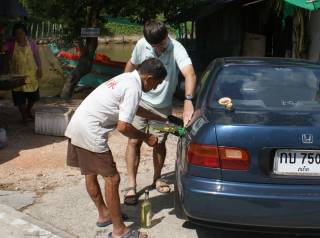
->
[101, 19, 176, 37]
[102, 22, 143, 36]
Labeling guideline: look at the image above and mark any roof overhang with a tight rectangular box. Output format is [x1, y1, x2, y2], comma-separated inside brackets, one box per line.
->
[195, 0, 267, 18]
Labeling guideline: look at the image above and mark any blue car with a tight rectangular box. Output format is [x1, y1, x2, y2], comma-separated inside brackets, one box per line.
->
[175, 57, 320, 232]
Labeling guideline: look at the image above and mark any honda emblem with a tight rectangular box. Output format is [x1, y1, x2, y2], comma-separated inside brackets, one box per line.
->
[302, 134, 313, 144]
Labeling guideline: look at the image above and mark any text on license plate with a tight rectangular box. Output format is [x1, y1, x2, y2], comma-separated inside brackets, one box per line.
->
[273, 149, 320, 176]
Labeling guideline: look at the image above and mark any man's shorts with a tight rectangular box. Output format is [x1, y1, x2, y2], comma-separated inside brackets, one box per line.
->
[132, 101, 172, 144]
[12, 89, 40, 106]
[67, 140, 118, 177]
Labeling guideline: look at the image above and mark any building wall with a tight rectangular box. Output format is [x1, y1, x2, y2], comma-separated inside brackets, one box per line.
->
[195, 7, 243, 70]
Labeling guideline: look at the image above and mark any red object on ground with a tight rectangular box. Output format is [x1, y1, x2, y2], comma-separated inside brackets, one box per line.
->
[57, 50, 126, 69]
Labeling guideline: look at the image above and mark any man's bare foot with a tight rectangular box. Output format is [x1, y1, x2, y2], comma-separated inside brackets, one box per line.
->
[152, 178, 171, 193]
[123, 187, 138, 205]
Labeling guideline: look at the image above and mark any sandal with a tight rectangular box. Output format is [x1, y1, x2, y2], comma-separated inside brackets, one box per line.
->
[96, 213, 129, 227]
[152, 178, 171, 194]
[108, 229, 147, 238]
[123, 187, 138, 206]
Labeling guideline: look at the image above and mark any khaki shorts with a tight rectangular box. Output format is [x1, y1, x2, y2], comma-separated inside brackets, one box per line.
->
[132, 101, 172, 144]
[67, 140, 118, 177]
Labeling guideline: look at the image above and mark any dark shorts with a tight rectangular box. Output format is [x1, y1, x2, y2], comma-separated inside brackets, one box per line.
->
[12, 89, 40, 106]
[66, 140, 118, 177]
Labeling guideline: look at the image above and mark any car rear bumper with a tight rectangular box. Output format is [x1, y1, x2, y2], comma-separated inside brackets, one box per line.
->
[178, 173, 320, 229]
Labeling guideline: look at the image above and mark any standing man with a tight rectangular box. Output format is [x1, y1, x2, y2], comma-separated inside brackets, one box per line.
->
[65, 58, 167, 238]
[124, 19, 196, 205]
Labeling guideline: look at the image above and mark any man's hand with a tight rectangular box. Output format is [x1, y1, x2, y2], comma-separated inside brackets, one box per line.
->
[144, 133, 158, 147]
[183, 100, 194, 127]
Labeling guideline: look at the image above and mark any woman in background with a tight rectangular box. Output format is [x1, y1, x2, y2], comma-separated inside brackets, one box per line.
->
[5, 23, 42, 123]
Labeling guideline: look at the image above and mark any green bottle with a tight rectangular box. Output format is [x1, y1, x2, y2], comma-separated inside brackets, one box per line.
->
[140, 190, 152, 228]
[149, 121, 186, 137]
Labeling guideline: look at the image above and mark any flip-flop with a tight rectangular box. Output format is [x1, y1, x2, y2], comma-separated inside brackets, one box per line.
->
[123, 187, 138, 206]
[108, 229, 147, 238]
[96, 213, 129, 227]
[152, 178, 171, 194]
[96, 220, 112, 227]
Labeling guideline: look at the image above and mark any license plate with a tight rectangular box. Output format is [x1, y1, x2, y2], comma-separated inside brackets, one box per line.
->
[273, 149, 320, 176]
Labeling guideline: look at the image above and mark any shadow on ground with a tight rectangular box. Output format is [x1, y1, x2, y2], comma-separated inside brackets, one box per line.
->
[119, 171, 175, 229]
[182, 221, 319, 238]
[0, 99, 69, 164]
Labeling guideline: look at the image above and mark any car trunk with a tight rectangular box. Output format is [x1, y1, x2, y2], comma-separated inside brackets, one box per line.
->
[206, 109, 320, 184]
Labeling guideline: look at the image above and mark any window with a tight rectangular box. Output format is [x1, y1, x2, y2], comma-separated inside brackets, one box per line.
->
[210, 65, 320, 111]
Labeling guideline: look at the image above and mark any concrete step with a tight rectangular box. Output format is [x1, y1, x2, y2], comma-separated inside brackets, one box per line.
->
[0, 204, 74, 238]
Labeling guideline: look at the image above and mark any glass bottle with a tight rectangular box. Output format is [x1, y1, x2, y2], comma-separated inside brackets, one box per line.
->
[140, 190, 152, 228]
[149, 121, 186, 137]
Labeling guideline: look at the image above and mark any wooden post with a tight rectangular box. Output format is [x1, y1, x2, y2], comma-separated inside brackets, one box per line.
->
[52, 24, 55, 37]
[41, 21, 45, 39]
[191, 20, 194, 40]
[35, 23, 39, 40]
[60, 0, 103, 99]
[47, 21, 50, 38]
[59, 24, 62, 38]
[30, 23, 34, 38]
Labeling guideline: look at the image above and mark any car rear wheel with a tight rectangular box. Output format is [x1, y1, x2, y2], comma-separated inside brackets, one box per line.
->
[174, 176, 187, 220]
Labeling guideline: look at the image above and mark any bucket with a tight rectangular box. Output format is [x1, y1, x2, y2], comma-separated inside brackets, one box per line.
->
[0, 128, 7, 149]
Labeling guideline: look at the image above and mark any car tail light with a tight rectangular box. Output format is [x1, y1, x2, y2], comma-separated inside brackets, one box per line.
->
[187, 144, 220, 168]
[218, 147, 250, 170]
[187, 144, 250, 170]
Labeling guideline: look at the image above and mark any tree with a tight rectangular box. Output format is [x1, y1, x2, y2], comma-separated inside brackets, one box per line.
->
[59, 0, 103, 98]
[104, 0, 196, 26]
[23, 0, 103, 98]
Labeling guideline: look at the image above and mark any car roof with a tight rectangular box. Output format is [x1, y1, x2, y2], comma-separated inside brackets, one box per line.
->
[219, 57, 320, 68]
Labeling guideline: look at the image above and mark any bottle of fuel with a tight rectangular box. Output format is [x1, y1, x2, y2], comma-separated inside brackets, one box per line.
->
[150, 122, 186, 137]
[149, 115, 186, 137]
[140, 190, 152, 228]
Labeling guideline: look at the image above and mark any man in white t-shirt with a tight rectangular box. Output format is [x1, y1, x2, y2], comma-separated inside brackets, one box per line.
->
[123, 20, 196, 205]
[65, 58, 167, 238]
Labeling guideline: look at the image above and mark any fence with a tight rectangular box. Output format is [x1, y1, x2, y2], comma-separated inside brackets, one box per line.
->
[27, 21, 63, 44]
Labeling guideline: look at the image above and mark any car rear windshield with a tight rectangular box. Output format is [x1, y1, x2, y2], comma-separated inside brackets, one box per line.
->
[210, 64, 320, 111]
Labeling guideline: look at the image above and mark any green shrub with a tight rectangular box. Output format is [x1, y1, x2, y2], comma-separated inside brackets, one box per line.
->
[102, 22, 143, 36]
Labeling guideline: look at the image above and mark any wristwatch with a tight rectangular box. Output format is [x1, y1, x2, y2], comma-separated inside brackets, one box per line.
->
[185, 95, 193, 101]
